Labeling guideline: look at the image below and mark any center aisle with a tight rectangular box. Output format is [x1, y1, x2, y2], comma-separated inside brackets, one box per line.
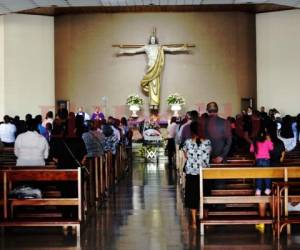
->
[81, 161, 197, 250]
[79, 157, 300, 250]
[2, 156, 300, 249]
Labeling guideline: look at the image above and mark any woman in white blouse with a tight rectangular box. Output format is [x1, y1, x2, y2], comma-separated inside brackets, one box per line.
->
[183, 121, 211, 229]
[14, 119, 49, 166]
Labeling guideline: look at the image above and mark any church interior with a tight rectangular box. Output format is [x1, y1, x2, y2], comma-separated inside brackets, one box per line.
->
[1, 0, 300, 249]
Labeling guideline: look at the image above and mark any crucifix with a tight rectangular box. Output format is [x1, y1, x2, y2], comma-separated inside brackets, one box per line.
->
[113, 28, 195, 111]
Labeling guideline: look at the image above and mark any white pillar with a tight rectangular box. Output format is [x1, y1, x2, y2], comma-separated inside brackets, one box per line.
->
[3, 14, 55, 119]
[0, 16, 5, 120]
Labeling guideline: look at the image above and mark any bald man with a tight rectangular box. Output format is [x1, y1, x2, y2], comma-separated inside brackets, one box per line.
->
[199, 102, 232, 163]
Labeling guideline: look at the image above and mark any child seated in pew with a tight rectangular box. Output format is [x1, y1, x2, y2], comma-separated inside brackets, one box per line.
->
[250, 130, 274, 196]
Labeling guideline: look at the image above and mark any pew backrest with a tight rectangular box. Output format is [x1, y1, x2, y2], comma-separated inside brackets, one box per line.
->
[199, 166, 300, 224]
[2, 168, 81, 220]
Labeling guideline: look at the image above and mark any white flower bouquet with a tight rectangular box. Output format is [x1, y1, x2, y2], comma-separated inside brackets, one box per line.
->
[166, 93, 185, 105]
[126, 94, 144, 106]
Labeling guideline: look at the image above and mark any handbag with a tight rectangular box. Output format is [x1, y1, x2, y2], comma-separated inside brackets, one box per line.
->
[9, 185, 42, 199]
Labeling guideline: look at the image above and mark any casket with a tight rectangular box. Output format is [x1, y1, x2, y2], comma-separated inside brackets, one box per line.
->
[143, 128, 162, 142]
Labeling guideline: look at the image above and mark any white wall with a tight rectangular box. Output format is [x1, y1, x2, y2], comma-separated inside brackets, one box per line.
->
[256, 9, 300, 116]
[2, 14, 54, 119]
[0, 16, 4, 120]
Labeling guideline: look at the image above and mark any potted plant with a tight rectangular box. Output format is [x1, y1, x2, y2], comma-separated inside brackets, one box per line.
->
[126, 94, 144, 117]
[166, 93, 185, 116]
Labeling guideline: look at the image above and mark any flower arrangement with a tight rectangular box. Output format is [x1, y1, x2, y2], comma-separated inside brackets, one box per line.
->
[138, 145, 157, 160]
[166, 93, 185, 105]
[126, 94, 144, 106]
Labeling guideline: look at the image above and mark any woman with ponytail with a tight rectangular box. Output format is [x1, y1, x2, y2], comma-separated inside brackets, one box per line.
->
[250, 129, 274, 231]
[183, 121, 211, 229]
[250, 130, 273, 196]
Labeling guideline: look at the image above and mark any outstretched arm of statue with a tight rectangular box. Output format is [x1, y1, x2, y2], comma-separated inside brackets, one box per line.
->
[162, 44, 188, 53]
[119, 46, 146, 55]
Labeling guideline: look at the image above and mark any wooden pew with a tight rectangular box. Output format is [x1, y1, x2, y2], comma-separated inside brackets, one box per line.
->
[0, 166, 56, 220]
[282, 145, 300, 165]
[272, 172, 300, 238]
[199, 166, 300, 235]
[210, 163, 254, 168]
[107, 152, 114, 188]
[0, 165, 56, 170]
[83, 144, 127, 209]
[176, 147, 255, 192]
[114, 144, 128, 182]
[85, 154, 107, 208]
[0, 144, 128, 238]
[0, 147, 14, 152]
[226, 159, 254, 165]
[0, 168, 81, 235]
[0, 147, 56, 167]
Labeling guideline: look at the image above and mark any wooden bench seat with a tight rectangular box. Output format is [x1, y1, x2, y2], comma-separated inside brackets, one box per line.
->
[199, 166, 300, 235]
[288, 195, 300, 202]
[0, 144, 128, 239]
[226, 159, 254, 164]
[10, 198, 79, 206]
[210, 163, 254, 168]
[0, 168, 82, 235]
[211, 189, 254, 196]
[204, 196, 271, 204]
[226, 203, 257, 208]
[272, 181, 300, 238]
[201, 217, 272, 225]
[208, 211, 258, 216]
[14, 212, 63, 218]
[201, 245, 272, 250]
[0, 148, 17, 165]
[0, 218, 80, 229]
[223, 183, 253, 189]
[0, 156, 15, 158]
[227, 156, 253, 160]
[0, 218, 81, 236]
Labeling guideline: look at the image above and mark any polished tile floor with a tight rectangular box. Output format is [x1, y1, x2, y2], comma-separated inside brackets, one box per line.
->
[1, 160, 300, 250]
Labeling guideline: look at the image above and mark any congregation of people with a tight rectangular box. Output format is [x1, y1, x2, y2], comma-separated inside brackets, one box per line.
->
[0, 107, 131, 169]
[166, 104, 300, 170]
[1, 102, 300, 227]
[0, 103, 299, 171]
[165, 103, 300, 228]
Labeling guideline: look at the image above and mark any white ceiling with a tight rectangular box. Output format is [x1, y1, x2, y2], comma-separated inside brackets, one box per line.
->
[0, 0, 299, 15]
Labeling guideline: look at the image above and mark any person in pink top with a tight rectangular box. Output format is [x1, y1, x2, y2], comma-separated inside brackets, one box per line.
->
[250, 130, 274, 196]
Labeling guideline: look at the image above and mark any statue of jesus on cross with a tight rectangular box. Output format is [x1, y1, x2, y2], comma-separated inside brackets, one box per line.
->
[113, 28, 195, 110]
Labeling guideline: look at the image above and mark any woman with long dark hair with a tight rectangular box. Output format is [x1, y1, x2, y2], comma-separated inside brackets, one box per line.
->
[250, 130, 273, 196]
[269, 123, 286, 166]
[183, 121, 211, 228]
